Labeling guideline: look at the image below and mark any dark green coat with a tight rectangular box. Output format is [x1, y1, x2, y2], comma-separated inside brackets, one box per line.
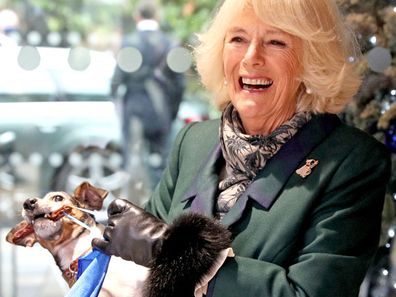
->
[146, 113, 391, 297]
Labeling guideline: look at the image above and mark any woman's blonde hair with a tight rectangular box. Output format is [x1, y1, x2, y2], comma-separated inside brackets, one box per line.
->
[194, 0, 362, 114]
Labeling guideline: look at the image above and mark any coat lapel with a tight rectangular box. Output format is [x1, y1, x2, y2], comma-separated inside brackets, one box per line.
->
[183, 114, 341, 226]
[246, 115, 340, 207]
[182, 144, 223, 216]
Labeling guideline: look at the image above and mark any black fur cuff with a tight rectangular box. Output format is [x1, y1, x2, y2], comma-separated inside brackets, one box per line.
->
[143, 212, 232, 297]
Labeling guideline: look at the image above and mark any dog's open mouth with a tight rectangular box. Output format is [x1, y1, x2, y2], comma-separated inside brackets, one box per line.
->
[33, 212, 48, 221]
[32, 205, 73, 223]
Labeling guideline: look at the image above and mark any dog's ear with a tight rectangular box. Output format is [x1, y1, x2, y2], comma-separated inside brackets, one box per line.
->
[74, 182, 109, 210]
[6, 220, 37, 247]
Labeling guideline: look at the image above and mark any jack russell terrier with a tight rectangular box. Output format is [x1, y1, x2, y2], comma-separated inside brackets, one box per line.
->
[6, 182, 149, 297]
[6, 181, 233, 297]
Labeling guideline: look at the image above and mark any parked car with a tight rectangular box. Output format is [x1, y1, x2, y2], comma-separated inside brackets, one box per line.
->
[0, 46, 129, 198]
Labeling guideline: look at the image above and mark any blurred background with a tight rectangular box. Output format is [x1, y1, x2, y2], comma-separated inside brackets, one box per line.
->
[0, 0, 395, 296]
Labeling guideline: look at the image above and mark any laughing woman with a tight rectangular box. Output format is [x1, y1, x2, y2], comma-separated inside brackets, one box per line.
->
[93, 0, 391, 296]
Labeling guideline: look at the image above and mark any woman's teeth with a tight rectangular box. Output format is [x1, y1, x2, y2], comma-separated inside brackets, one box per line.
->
[241, 77, 273, 90]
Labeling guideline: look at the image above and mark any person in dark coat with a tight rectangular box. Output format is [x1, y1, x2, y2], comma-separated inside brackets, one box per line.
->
[111, 0, 185, 186]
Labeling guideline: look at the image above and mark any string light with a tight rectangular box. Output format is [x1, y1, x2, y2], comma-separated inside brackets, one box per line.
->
[369, 36, 377, 45]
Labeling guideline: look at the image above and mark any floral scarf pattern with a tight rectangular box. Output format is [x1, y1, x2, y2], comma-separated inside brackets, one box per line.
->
[216, 103, 311, 219]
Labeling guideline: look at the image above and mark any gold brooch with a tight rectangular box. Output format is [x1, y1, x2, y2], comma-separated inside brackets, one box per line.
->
[296, 159, 319, 178]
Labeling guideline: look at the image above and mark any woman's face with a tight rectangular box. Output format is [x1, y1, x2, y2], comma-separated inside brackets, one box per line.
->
[223, 7, 303, 134]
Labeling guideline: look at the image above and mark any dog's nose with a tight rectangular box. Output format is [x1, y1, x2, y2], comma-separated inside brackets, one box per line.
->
[23, 198, 38, 211]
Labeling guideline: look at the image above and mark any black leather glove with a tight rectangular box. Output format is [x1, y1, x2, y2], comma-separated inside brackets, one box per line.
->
[92, 199, 169, 267]
[93, 198, 233, 297]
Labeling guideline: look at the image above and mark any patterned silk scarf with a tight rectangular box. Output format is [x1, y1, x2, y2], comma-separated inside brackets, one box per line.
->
[216, 103, 311, 219]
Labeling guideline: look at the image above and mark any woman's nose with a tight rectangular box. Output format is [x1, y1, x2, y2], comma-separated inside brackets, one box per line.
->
[242, 42, 264, 67]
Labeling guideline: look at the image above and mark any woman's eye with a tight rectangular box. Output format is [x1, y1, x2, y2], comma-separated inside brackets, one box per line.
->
[269, 40, 286, 47]
[53, 195, 64, 202]
[230, 36, 244, 43]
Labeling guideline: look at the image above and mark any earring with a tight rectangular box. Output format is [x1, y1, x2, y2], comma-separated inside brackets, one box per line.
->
[304, 84, 312, 94]
[224, 79, 228, 86]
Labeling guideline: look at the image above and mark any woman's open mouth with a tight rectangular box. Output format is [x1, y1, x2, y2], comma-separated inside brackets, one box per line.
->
[240, 77, 273, 91]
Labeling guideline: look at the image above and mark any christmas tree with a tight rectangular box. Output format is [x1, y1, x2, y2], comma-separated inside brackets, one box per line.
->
[339, 2, 396, 295]
[338, 0, 396, 230]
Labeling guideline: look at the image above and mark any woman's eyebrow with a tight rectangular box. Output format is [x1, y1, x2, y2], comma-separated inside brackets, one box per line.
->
[265, 29, 288, 36]
[227, 26, 287, 37]
[226, 27, 246, 34]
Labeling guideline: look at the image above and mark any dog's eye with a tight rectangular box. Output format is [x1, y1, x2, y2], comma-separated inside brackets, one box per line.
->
[53, 195, 64, 202]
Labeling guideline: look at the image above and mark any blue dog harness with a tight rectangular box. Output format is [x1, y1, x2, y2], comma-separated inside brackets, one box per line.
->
[65, 248, 111, 297]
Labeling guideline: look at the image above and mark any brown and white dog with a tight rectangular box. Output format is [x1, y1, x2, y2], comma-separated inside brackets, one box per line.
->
[5, 182, 149, 297]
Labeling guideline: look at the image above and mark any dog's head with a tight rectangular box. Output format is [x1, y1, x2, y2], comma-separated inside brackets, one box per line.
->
[6, 182, 108, 248]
